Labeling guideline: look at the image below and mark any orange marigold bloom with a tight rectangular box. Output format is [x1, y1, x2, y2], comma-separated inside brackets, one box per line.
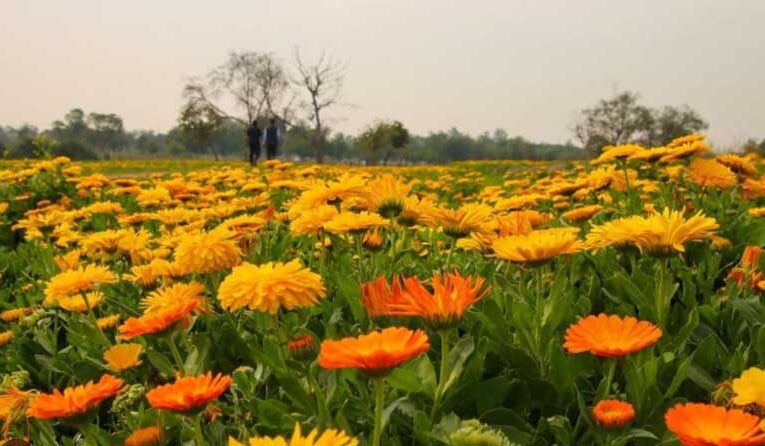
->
[362, 273, 489, 329]
[146, 372, 232, 413]
[360, 276, 408, 318]
[124, 426, 164, 446]
[593, 400, 635, 428]
[665, 403, 765, 446]
[118, 300, 199, 340]
[564, 314, 662, 358]
[27, 374, 124, 419]
[318, 327, 430, 376]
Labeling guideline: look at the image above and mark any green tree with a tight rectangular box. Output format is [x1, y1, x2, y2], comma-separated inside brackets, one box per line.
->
[178, 101, 225, 160]
[87, 113, 125, 158]
[356, 120, 410, 165]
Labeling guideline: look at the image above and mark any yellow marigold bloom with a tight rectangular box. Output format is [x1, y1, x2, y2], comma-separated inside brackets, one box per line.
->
[492, 228, 583, 263]
[0, 332, 12, 346]
[174, 227, 242, 275]
[628, 146, 671, 162]
[53, 249, 82, 272]
[562, 205, 603, 222]
[0, 306, 36, 323]
[44, 264, 117, 306]
[229, 423, 358, 446]
[103, 344, 143, 372]
[323, 211, 387, 234]
[732, 367, 765, 408]
[57, 291, 105, 313]
[686, 158, 737, 189]
[659, 140, 709, 163]
[591, 144, 644, 164]
[362, 229, 383, 249]
[292, 175, 370, 211]
[430, 203, 496, 238]
[124, 259, 179, 287]
[124, 426, 164, 446]
[633, 208, 719, 256]
[364, 174, 411, 217]
[587, 209, 718, 256]
[0, 203, 7, 214]
[750, 207, 765, 218]
[97, 314, 121, 331]
[717, 154, 757, 176]
[216, 214, 266, 237]
[136, 187, 173, 207]
[495, 193, 546, 211]
[289, 205, 339, 236]
[140, 281, 206, 314]
[217, 259, 326, 314]
[744, 179, 765, 200]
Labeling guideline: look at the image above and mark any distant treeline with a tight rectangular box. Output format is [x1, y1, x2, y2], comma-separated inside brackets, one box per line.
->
[0, 109, 585, 163]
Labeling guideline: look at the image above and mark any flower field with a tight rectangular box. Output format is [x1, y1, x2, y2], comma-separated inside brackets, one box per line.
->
[3, 134, 765, 445]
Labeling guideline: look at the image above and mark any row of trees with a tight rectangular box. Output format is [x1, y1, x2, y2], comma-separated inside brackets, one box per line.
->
[0, 111, 585, 163]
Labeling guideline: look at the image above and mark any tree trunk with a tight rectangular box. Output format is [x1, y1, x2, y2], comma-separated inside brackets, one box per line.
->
[208, 143, 220, 161]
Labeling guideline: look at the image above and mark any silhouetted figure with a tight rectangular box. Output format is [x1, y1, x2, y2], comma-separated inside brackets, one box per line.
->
[264, 118, 281, 160]
[247, 120, 262, 166]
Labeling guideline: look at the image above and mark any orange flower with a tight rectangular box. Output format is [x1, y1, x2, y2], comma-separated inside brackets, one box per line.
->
[563, 314, 662, 358]
[362, 273, 489, 329]
[125, 426, 164, 446]
[360, 276, 408, 318]
[318, 327, 430, 376]
[593, 400, 635, 428]
[146, 372, 231, 413]
[27, 374, 124, 419]
[665, 403, 765, 446]
[118, 300, 199, 340]
[288, 335, 317, 361]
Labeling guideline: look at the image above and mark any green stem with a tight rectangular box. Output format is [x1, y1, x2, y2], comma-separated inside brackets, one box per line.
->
[166, 335, 185, 375]
[430, 330, 451, 422]
[372, 378, 385, 446]
[308, 368, 329, 428]
[656, 257, 672, 329]
[598, 359, 617, 401]
[192, 414, 206, 446]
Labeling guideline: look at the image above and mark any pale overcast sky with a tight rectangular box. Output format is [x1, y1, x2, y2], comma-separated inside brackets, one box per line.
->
[1, 0, 764, 148]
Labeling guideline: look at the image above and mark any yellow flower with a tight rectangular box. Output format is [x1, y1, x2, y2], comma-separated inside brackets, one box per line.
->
[732, 367, 765, 408]
[587, 208, 718, 256]
[53, 249, 82, 272]
[591, 144, 644, 164]
[717, 154, 757, 176]
[124, 426, 163, 446]
[97, 314, 121, 330]
[136, 187, 173, 207]
[750, 207, 765, 218]
[57, 291, 105, 313]
[218, 259, 326, 314]
[323, 211, 387, 234]
[44, 264, 117, 306]
[492, 228, 582, 263]
[686, 158, 737, 189]
[430, 204, 496, 238]
[174, 227, 242, 275]
[0, 332, 12, 346]
[289, 205, 339, 236]
[140, 281, 206, 314]
[364, 174, 411, 217]
[229, 422, 358, 446]
[0, 306, 36, 323]
[562, 205, 603, 222]
[103, 344, 144, 372]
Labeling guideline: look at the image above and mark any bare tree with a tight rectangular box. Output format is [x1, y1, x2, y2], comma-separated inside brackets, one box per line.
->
[183, 51, 295, 127]
[293, 48, 347, 163]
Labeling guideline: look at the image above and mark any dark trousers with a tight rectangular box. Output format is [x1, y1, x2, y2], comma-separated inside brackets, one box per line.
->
[249, 144, 261, 165]
[266, 143, 277, 160]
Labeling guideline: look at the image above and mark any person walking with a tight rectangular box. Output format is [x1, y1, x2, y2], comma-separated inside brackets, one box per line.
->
[263, 118, 281, 160]
[246, 120, 262, 166]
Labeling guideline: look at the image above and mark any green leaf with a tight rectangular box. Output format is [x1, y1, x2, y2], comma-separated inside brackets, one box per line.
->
[145, 350, 175, 376]
[440, 335, 475, 396]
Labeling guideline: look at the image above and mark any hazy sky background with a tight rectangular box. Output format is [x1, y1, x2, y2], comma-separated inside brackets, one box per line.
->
[2, 0, 764, 148]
